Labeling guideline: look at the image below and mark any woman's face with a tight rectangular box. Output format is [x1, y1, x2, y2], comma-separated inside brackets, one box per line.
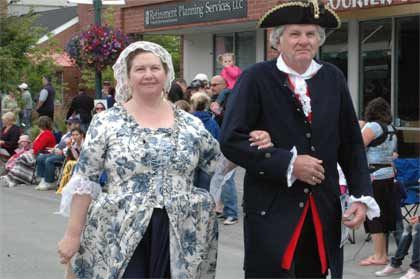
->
[128, 52, 167, 98]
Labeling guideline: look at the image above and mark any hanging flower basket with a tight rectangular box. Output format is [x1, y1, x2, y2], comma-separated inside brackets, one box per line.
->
[66, 25, 130, 71]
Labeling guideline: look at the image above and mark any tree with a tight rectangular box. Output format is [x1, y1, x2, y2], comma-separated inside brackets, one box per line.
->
[0, 12, 61, 96]
[142, 35, 181, 78]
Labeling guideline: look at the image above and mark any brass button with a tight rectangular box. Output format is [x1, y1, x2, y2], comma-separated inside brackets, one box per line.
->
[259, 171, 265, 175]
[304, 188, 309, 194]
[265, 153, 271, 159]
[260, 211, 266, 216]
[305, 133, 311, 139]
[299, 202, 305, 208]
[311, 146, 316, 152]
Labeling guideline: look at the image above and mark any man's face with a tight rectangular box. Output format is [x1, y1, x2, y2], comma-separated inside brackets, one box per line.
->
[210, 77, 226, 95]
[277, 24, 321, 69]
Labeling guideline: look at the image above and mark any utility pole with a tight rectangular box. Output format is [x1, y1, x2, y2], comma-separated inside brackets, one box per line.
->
[93, 0, 102, 99]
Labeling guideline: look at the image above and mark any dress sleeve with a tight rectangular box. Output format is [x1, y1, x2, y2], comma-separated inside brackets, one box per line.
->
[58, 115, 106, 216]
[197, 121, 221, 177]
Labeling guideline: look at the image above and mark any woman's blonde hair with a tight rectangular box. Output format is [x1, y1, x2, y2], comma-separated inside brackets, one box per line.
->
[1, 112, 16, 124]
[190, 92, 211, 112]
[217, 52, 235, 65]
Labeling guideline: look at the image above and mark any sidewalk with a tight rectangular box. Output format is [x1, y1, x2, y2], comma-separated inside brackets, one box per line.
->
[215, 168, 413, 279]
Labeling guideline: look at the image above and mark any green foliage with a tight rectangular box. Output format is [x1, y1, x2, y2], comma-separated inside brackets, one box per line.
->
[0, 13, 62, 99]
[142, 35, 181, 78]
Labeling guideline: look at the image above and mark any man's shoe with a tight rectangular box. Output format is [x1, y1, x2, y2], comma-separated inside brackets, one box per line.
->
[223, 217, 238, 225]
[400, 268, 420, 279]
[375, 264, 403, 277]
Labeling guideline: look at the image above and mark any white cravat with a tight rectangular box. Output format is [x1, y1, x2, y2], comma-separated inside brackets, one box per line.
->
[276, 54, 322, 119]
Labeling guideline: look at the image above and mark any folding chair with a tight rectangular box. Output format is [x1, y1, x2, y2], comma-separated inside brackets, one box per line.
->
[394, 158, 420, 223]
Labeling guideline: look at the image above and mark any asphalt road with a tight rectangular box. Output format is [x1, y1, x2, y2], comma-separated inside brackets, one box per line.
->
[0, 170, 412, 279]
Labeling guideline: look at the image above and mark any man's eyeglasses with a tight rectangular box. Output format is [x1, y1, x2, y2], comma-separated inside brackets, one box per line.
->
[210, 83, 222, 87]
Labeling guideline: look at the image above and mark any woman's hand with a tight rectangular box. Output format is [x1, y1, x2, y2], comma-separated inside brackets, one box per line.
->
[58, 234, 80, 264]
[249, 130, 273, 149]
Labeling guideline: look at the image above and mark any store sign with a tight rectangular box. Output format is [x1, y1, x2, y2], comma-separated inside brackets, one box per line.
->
[328, 0, 393, 10]
[144, 0, 247, 28]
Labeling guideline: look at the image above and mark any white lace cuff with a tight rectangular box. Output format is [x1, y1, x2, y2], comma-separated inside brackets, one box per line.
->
[287, 146, 298, 187]
[348, 195, 380, 220]
[57, 174, 102, 217]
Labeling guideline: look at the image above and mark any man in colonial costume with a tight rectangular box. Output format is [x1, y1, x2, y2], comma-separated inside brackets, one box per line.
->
[220, 0, 379, 277]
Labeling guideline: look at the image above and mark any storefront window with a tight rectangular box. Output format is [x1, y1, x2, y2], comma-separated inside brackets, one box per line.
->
[359, 19, 392, 113]
[213, 31, 256, 75]
[320, 23, 348, 79]
[394, 16, 420, 157]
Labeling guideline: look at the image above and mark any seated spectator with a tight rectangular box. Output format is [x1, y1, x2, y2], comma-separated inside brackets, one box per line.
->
[5, 135, 31, 172]
[0, 116, 56, 187]
[93, 102, 106, 115]
[56, 127, 85, 193]
[35, 116, 80, 190]
[0, 112, 21, 158]
[375, 216, 419, 279]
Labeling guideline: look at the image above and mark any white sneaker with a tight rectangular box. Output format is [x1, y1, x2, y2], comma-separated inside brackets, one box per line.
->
[0, 175, 17, 188]
[35, 178, 45, 190]
[375, 264, 403, 277]
[223, 216, 238, 225]
[38, 181, 56, 191]
[400, 268, 420, 279]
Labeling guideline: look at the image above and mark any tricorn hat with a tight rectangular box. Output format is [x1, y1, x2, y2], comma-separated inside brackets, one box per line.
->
[258, 0, 341, 29]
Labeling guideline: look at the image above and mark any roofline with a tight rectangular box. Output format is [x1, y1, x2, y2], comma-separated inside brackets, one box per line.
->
[37, 16, 79, 44]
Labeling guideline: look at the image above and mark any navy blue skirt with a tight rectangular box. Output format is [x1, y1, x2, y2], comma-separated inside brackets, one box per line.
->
[123, 208, 171, 278]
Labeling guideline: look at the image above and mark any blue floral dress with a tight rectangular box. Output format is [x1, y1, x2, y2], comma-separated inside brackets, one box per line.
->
[59, 104, 220, 279]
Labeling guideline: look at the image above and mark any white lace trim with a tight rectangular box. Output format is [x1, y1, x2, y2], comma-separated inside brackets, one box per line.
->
[56, 174, 102, 217]
[348, 195, 380, 220]
[112, 41, 175, 104]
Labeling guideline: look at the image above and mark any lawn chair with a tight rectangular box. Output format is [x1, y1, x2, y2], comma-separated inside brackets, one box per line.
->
[394, 158, 420, 223]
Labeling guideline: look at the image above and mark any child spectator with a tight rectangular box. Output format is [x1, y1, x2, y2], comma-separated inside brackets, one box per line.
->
[56, 127, 85, 193]
[5, 135, 31, 171]
[218, 53, 242, 89]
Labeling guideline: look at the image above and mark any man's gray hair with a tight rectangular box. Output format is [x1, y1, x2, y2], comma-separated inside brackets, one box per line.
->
[269, 25, 326, 50]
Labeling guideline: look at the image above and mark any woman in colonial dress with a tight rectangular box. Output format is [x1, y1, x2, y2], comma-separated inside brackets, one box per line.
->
[57, 41, 221, 278]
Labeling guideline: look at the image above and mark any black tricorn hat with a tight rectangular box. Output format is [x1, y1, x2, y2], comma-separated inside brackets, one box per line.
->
[258, 0, 341, 29]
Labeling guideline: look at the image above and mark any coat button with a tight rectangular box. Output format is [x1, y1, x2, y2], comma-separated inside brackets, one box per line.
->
[305, 133, 311, 139]
[297, 108, 301, 112]
[304, 188, 309, 194]
[260, 211, 266, 216]
[299, 202, 305, 208]
[311, 146, 316, 152]
[264, 153, 271, 159]
[259, 171, 265, 175]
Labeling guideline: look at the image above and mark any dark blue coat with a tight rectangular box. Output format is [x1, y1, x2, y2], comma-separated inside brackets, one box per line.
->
[220, 59, 372, 278]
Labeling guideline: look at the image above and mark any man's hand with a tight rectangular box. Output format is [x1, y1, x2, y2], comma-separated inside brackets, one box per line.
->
[342, 202, 367, 229]
[292, 155, 325, 185]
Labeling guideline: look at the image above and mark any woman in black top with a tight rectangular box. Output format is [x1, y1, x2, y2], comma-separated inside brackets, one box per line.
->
[0, 112, 21, 157]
